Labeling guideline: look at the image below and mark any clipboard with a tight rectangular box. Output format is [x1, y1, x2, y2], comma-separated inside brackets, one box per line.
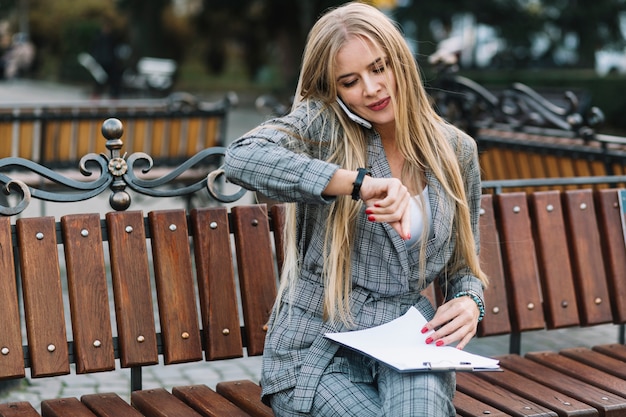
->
[324, 307, 500, 373]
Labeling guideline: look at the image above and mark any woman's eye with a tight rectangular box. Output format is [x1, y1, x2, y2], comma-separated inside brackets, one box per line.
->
[342, 80, 357, 88]
[373, 66, 385, 73]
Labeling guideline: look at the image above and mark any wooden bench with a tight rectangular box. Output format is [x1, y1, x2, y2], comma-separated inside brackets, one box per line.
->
[0, 118, 277, 416]
[2, 118, 626, 416]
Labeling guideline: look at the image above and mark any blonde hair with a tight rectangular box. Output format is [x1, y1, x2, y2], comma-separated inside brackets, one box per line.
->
[276, 1, 487, 326]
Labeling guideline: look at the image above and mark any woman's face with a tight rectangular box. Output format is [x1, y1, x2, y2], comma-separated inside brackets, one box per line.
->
[335, 36, 396, 129]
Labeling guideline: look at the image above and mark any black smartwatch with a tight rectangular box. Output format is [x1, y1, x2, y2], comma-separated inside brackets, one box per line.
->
[351, 168, 370, 201]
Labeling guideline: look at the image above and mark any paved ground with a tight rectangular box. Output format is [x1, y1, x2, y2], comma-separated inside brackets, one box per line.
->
[0, 79, 623, 412]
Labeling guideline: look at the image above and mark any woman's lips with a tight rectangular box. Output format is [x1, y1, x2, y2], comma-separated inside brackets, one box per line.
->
[368, 97, 390, 111]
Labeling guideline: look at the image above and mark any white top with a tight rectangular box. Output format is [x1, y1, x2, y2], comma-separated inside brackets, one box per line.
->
[405, 185, 432, 247]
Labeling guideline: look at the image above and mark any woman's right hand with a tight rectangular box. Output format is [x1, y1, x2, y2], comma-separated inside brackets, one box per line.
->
[360, 176, 412, 240]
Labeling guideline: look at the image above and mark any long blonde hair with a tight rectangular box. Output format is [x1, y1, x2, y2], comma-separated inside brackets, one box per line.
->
[276, 2, 487, 326]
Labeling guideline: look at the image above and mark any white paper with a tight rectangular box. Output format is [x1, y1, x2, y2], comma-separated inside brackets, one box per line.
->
[324, 307, 500, 372]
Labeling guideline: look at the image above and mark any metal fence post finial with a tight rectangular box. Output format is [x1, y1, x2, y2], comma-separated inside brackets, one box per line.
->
[101, 118, 131, 211]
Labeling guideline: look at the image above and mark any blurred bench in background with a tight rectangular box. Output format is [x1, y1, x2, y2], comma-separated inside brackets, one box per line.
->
[426, 71, 626, 192]
[0, 91, 237, 183]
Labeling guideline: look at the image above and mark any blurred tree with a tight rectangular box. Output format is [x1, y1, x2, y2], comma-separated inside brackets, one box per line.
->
[396, 0, 626, 69]
[194, 0, 341, 94]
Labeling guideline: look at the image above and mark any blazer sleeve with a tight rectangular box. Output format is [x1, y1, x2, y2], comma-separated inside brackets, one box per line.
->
[224, 100, 341, 204]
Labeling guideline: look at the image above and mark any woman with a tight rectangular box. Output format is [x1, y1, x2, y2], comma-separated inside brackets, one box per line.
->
[224, 2, 488, 416]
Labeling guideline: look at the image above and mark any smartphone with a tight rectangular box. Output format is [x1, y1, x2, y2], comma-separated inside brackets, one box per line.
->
[336, 97, 372, 129]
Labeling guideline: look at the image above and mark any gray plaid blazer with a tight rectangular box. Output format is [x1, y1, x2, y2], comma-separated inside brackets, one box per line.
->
[224, 99, 484, 413]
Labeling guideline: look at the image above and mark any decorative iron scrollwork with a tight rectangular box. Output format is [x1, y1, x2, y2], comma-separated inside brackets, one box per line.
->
[427, 69, 605, 141]
[0, 117, 246, 215]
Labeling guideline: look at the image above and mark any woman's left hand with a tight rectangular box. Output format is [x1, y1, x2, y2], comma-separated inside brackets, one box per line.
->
[421, 296, 480, 350]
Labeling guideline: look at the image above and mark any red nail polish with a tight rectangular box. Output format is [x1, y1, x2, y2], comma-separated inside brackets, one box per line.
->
[436, 340, 444, 347]
[421, 326, 428, 334]
[425, 337, 433, 344]
[374, 204, 380, 208]
[365, 209, 373, 215]
[368, 215, 375, 222]
[406, 233, 411, 240]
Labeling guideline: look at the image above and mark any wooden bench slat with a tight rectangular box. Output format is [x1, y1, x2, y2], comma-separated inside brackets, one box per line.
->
[0, 401, 42, 417]
[0, 217, 25, 379]
[453, 390, 512, 417]
[80, 393, 144, 417]
[190, 207, 243, 360]
[562, 190, 613, 325]
[526, 350, 626, 397]
[41, 397, 98, 417]
[231, 205, 278, 356]
[185, 118, 202, 155]
[595, 189, 626, 322]
[215, 380, 274, 417]
[16, 217, 70, 378]
[61, 214, 115, 374]
[498, 354, 626, 414]
[496, 193, 545, 332]
[528, 191, 580, 328]
[18, 122, 36, 160]
[173, 384, 253, 417]
[149, 210, 203, 364]
[478, 194, 511, 336]
[592, 343, 626, 361]
[560, 347, 626, 379]
[455, 372, 557, 416]
[131, 388, 203, 417]
[106, 211, 159, 368]
[475, 365, 598, 416]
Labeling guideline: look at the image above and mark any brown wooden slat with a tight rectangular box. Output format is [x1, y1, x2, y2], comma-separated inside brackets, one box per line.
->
[215, 380, 274, 417]
[593, 343, 626, 361]
[231, 205, 278, 356]
[528, 191, 579, 328]
[453, 390, 512, 417]
[562, 190, 613, 325]
[496, 193, 545, 332]
[81, 393, 144, 417]
[560, 347, 626, 379]
[41, 397, 98, 417]
[173, 384, 253, 417]
[526, 350, 626, 397]
[543, 154, 561, 179]
[0, 122, 13, 157]
[151, 119, 166, 157]
[168, 119, 183, 157]
[16, 217, 70, 378]
[61, 214, 115, 374]
[132, 388, 203, 417]
[0, 402, 42, 417]
[106, 211, 159, 368]
[477, 194, 511, 337]
[498, 354, 626, 415]
[129, 119, 148, 153]
[185, 118, 202, 155]
[455, 372, 557, 416]
[18, 122, 36, 159]
[149, 210, 203, 364]
[475, 366, 597, 416]
[190, 207, 243, 360]
[203, 118, 219, 148]
[595, 189, 626, 322]
[0, 216, 24, 379]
